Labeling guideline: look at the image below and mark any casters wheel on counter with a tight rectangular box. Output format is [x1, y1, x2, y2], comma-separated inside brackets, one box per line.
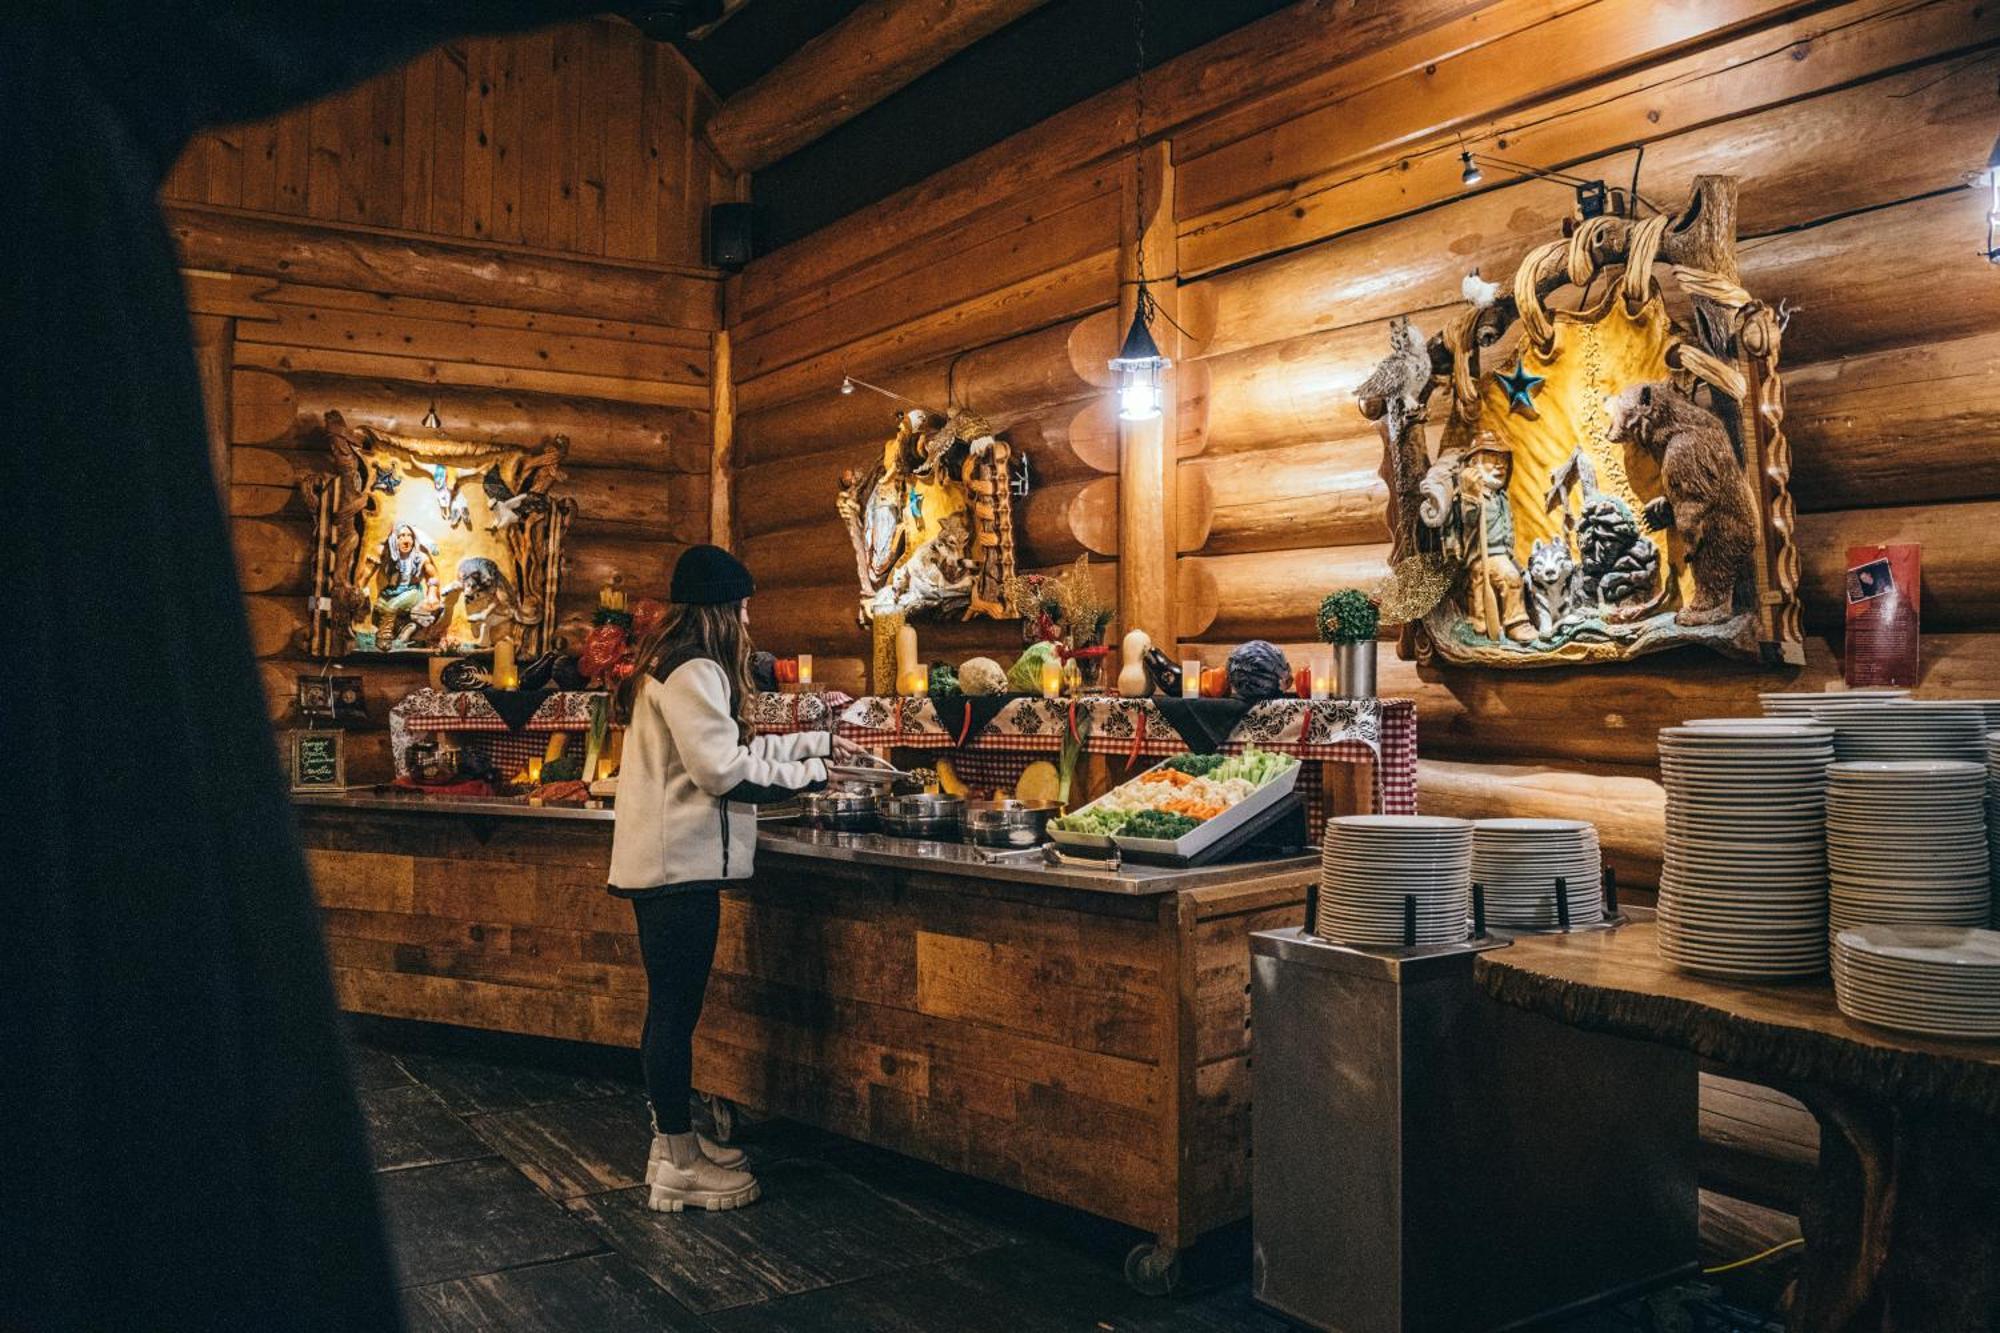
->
[1124, 1241, 1184, 1296]
[694, 1091, 737, 1144]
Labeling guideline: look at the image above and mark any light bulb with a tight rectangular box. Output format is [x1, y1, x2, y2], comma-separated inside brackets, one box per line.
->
[1460, 151, 1482, 187]
[840, 376, 856, 395]
[1119, 380, 1161, 422]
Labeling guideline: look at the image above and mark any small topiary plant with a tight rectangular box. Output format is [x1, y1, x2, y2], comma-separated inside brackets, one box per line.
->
[1316, 589, 1381, 645]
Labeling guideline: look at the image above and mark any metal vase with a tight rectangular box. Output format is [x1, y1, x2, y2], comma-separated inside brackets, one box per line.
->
[1335, 640, 1377, 699]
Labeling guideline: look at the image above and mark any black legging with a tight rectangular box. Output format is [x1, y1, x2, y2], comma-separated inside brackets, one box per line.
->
[631, 888, 722, 1136]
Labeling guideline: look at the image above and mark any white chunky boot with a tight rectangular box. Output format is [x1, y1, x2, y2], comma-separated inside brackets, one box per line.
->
[645, 1132, 759, 1213]
[648, 1129, 746, 1173]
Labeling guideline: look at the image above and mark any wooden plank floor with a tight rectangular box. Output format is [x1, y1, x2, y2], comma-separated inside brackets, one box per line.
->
[348, 1020, 1791, 1331]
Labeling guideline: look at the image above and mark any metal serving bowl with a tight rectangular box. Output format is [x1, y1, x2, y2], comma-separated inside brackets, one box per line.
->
[881, 793, 966, 839]
[800, 788, 883, 833]
[965, 799, 1060, 848]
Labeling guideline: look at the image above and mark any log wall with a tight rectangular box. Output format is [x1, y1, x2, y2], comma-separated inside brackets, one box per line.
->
[729, 0, 2000, 884]
[178, 18, 734, 781]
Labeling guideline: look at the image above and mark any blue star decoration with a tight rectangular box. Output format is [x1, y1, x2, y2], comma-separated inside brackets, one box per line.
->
[1497, 363, 1545, 414]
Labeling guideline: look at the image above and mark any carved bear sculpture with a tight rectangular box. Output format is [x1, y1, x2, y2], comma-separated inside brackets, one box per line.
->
[1603, 381, 1756, 628]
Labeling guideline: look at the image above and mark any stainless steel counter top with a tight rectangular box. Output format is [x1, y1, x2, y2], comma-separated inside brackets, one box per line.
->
[292, 790, 1317, 896]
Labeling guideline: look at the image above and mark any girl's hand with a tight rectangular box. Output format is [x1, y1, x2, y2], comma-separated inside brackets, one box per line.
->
[831, 735, 875, 764]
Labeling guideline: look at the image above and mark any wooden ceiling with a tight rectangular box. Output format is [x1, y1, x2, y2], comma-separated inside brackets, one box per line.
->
[656, 0, 1296, 251]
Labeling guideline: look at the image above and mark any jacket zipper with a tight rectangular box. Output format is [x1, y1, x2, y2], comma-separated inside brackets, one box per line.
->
[719, 798, 730, 877]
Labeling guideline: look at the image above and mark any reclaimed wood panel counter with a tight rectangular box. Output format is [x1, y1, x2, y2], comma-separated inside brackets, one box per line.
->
[294, 792, 1315, 1268]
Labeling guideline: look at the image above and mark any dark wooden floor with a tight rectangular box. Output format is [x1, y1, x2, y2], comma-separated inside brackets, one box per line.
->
[349, 1020, 1790, 1332]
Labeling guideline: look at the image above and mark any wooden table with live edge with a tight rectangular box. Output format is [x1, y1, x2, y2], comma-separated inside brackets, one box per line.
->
[1475, 920, 2000, 1333]
[292, 791, 1317, 1294]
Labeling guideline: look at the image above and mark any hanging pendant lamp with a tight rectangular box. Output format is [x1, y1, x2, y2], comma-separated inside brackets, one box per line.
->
[1109, 286, 1170, 422]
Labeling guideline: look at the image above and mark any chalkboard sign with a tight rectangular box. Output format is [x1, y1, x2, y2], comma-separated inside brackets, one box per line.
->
[288, 729, 347, 792]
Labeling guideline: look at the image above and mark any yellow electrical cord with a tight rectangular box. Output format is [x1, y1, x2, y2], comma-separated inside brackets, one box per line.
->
[1703, 1236, 1805, 1275]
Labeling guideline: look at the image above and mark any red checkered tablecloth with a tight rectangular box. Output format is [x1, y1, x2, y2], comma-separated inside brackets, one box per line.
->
[751, 693, 1417, 819]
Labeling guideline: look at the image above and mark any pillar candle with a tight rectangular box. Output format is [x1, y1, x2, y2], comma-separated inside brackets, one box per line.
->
[797, 654, 813, 686]
[1181, 659, 1201, 699]
[493, 640, 517, 691]
[896, 623, 919, 679]
[1040, 659, 1063, 699]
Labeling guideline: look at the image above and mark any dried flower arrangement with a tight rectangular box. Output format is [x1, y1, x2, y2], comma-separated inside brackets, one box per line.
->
[1005, 556, 1115, 648]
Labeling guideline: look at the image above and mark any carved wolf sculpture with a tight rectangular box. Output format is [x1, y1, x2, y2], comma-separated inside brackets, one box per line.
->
[455, 556, 540, 648]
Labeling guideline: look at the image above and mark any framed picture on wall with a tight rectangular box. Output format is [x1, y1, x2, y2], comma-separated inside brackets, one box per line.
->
[287, 728, 348, 793]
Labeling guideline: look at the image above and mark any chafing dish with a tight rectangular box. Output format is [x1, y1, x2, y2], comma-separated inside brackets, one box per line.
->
[881, 792, 966, 839]
[966, 799, 1059, 848]
[800, 787, 883, 832]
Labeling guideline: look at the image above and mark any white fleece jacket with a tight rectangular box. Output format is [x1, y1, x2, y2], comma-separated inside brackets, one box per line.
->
[608, 658, 829, 890]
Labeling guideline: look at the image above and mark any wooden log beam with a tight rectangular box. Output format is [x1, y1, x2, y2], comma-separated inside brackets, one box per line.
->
[1796, 500, 2000, 631]
[1187, 545, 1392, 642]
[702, 0, 1056, 174]
[1194, 438, 1387, 556]
[1417, 758, 1665, 891]
[734, 311, 1117, 467]
[1185, 631, 2000, 770]
[230, 370, 712, 473]
[735, 0, 1535, 317]
[1194, 47, 2000, 360]
[734, 247, 1119, 417]
[166, 203, 722, 330]
[1175, 0, 1979, 276]
[1786, 329, 2000, 513]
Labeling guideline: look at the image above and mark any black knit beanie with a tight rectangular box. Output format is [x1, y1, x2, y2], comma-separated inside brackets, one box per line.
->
[670, 544, 755, 605]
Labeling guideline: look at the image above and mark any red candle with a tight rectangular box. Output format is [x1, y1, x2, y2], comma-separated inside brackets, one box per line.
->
[1295, 665, 1313, 698]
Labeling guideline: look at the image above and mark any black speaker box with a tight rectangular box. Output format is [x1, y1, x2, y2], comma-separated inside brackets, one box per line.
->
[707, 203, 756, 271]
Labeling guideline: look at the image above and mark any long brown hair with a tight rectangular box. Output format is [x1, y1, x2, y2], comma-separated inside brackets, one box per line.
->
[613, 600, 755, 742]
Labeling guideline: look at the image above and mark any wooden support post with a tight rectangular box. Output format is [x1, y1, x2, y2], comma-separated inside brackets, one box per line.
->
[190, 313, 234, 507]
[710, 328, 735, 550]
[1119, 142, 1179, 655]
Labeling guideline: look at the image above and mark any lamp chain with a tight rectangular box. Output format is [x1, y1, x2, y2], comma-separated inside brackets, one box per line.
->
[1131, 0, 1148, 289]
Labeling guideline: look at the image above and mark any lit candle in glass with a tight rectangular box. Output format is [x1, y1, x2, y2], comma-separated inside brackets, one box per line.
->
[1313, 653, 1331, 700]
[1040, 659, 1063, 699]
[493, 640, 518, 691]
[596, 756, 617, 782]
[1181, 659, 1200, 699]
[526, 757, 543, 783]
[797, 653, 813, 686]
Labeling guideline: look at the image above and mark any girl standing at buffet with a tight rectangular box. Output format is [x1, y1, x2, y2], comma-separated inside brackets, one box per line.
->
[609, 545, 863, 1212]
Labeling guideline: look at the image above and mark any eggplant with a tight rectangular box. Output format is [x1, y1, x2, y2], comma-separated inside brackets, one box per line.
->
[1142, 646, 1182, 696]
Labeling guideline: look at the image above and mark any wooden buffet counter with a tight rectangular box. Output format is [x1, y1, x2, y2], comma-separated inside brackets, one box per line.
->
[295, 792, 1314, 1269]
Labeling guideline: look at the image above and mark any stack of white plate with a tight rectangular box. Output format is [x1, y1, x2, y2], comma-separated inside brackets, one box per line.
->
[1759, 689, 1908, 718]
[1827, 760, 1990, 933]
[1656, 721, 1833, 979]
[1471, 818, 1603, 930]
[1989, 731, 2000, 924]
[1832, 924, 2000, 1039]
[1318, 815, 1472, 947]
[1810, 699, 1986, 763]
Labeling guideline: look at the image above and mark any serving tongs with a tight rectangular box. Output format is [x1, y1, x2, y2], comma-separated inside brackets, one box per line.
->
[826, 749, 917, 786]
